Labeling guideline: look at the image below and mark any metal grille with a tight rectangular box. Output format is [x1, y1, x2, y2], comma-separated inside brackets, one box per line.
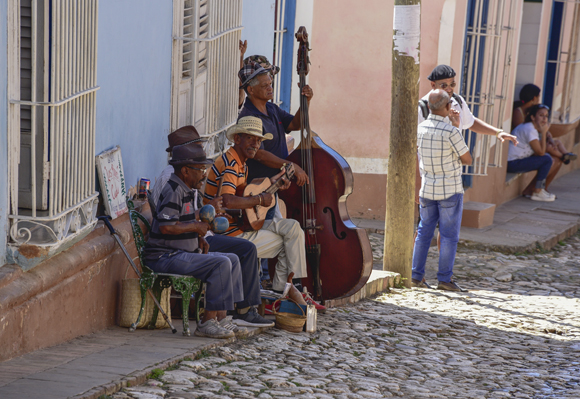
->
[273, 0, 287, 106]
[549, 0, 580, 125]
[461, 0, 517, 175]
[8, 0, 99, 248]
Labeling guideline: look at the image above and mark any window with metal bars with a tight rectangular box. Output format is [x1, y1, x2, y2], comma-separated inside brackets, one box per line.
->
[8, 0, 99, 250]
[171, 0, 242, 159]
[460, 0, 517, 179]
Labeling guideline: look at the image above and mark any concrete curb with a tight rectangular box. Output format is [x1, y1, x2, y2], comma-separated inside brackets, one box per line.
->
[72, 326, 271, 399]
[325, 270, 401, 308]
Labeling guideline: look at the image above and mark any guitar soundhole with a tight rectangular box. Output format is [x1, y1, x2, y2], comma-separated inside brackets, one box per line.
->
[323, 207, 347, 240]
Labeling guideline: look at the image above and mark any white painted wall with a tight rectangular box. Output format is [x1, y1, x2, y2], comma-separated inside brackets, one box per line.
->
[514, 2, 542, 100]
[241, 0, 276, 60]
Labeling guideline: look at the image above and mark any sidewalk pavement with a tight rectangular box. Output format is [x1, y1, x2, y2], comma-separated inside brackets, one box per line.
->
[0, 323, 271, 399]
[1, 169, 578, 399]
[355, 168, 580, 254]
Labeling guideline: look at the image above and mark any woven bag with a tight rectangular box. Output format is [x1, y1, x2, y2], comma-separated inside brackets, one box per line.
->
[272, 298, 306, 333]
[119, 278, 171, 329]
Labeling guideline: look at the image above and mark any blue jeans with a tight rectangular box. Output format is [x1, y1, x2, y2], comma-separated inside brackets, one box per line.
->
[412, 193, 463, 283]
[507, 155, 553, 189]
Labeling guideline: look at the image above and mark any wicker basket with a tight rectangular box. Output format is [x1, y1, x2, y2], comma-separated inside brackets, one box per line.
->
[119, 278, 171, 329]
[272, 298, 306, 333]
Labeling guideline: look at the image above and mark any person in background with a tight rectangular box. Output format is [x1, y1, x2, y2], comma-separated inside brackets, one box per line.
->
[512, 84, 576, 165]
[412, 90, 473, 292]
[507, 104, 559, 202]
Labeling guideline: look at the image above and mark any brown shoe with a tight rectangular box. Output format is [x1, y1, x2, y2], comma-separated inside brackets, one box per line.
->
[411, 278, 433, 289]
[437, 280, 467, 292]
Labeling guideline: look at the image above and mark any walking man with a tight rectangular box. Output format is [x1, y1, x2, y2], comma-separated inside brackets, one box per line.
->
[412, 90, 473, 292]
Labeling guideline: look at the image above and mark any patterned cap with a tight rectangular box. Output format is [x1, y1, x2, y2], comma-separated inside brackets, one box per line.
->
[238, 61, 269, 89]
[243, 55, 280, 77]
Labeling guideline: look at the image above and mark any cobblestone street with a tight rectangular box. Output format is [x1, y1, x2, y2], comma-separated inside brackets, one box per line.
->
[113, 233, 580, 399]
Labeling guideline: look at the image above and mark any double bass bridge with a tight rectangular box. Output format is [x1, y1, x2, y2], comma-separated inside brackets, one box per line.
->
[304, 218, 324, 235]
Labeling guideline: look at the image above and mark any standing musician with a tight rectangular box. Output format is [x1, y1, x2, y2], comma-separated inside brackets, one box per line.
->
[203, 117, 308, 294]
[238, 61, 312, 186]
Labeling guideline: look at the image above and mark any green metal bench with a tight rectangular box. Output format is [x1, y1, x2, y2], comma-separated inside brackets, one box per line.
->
[127, 203, 202, 336]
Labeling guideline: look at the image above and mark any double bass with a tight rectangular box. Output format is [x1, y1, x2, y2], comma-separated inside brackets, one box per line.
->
[279, 27, 373, 301]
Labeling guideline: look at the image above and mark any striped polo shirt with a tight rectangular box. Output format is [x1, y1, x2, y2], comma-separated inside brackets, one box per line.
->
[144, 174, 199, 261]
[203, 147, 247, 236]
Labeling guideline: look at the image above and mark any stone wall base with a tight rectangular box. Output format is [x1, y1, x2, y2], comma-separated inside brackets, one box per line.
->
[0, 209, 147, 362]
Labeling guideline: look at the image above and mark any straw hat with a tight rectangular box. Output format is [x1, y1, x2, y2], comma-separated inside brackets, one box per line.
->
[226, 117, 273, 142]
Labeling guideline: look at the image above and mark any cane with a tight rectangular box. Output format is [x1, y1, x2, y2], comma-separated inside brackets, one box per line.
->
[98, 216, 177, 334]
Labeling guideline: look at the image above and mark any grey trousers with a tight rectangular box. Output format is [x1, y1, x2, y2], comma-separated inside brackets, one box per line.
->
[150, 251, 243, 311]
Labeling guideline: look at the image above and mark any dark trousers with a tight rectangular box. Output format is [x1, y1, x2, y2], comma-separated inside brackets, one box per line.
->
[151, 251, 243, 311]
[507, 155, 553, 189]
[206, 234, 260, 309]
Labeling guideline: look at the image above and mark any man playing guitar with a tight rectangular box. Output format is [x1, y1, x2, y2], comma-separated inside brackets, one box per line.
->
[204, 116, 308, 294]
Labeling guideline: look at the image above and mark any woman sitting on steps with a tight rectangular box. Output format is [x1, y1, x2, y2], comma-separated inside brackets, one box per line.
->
[512, 84, 577, 165]
[507, 104, 560, 202]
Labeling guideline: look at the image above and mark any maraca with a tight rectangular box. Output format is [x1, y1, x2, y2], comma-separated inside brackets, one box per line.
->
[199, 204, 229, 233]
[211, 216, 230, 234]
[199, 204, 216, 224]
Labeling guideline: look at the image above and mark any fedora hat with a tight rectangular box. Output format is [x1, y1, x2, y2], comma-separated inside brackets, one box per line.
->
[166, 125, 207, 152]
[226, 116, 273, 142]
[169, 142, 214, 166]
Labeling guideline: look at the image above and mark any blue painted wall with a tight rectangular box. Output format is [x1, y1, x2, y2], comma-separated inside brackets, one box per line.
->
[0, 0, 9, 265]
[96, 1, 173, 191]
[242, 0, 276, 62]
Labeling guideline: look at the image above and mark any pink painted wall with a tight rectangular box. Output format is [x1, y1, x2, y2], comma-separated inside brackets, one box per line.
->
[306, 0, 579, 220]
[308, 0, 393, 159]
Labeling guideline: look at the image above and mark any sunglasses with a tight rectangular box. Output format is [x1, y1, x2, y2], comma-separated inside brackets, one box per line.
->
[437, 82, 457, 89]
[184, 165, 208, 174]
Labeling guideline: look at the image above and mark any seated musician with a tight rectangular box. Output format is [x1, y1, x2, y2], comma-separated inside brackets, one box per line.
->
[148, 138, 274, 333]
[203, 117, 308, 294]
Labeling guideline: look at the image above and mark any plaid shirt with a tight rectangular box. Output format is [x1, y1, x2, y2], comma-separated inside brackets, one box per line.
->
[418, 114, 470, 200]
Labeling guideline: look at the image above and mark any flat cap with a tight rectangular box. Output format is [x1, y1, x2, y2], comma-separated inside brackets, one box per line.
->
[428, 65, 456, 81]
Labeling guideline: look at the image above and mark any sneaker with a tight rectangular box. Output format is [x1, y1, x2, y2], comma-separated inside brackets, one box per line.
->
[219, 316, 248, 336]
[437, 280, 467, 292]
[302, 291, 326, 313]
[562, 153, 577, 165]
[232, 307, 275, 327]
[531, 189, 556, 202]
[261, 279, 273, 290]
[411, 278, 432, 289]
[194, 318, 235, 339]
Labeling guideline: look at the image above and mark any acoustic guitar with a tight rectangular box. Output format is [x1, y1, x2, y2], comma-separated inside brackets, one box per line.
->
[237, 163, 295, 231]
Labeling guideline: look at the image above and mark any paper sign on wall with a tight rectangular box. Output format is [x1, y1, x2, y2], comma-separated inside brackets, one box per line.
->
[96, 146, 128, 219]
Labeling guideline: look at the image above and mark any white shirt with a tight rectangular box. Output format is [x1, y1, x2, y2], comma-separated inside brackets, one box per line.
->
[418, 91, 475, 131]
[507, 122, 538, 161]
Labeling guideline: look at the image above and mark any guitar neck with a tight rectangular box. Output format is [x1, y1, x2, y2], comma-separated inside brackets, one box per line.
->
[264, 181, 283, 195]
